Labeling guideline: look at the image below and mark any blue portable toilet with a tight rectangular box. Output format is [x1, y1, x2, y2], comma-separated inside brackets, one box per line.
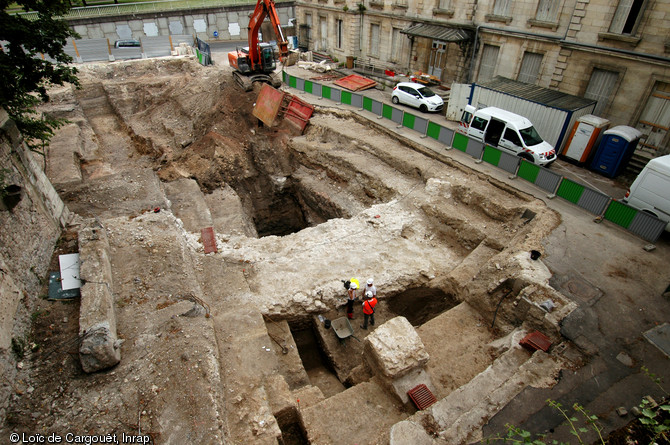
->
[589, 126, 643, 178]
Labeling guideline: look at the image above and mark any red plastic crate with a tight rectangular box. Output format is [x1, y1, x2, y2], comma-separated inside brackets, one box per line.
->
[520, 331, 552, 352]
[407, 384, 437, 410]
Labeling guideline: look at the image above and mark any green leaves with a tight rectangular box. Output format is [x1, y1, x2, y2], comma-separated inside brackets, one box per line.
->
[1, 0, 79, 148]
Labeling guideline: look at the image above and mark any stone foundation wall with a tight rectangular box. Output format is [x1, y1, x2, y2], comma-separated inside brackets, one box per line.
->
[0, 109, 71, 424]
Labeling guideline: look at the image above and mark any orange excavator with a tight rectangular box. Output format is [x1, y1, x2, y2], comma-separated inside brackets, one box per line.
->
[228, 0, 289, 91]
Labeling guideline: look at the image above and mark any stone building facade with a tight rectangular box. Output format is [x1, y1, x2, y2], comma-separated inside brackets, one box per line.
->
[295, 0, 670, 155]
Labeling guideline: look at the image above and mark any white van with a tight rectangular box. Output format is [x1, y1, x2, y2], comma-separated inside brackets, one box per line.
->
[460, 105, 557, 167]
[622, 154, 670, 231]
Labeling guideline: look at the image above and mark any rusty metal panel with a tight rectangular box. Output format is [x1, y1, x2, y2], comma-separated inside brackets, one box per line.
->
[285, 96, 314, 134]
[252, 83, 285, 127]
[628, 211, 667, 243]
[576, 187, 610, 215]
[334, 74, 377, 91]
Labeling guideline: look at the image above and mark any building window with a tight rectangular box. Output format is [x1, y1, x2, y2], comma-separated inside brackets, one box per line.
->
[517, 52, 543, 84]
[535, 0, 560, 22]
[370, 23, 380, 57]
[438, 0, 451, 9]
[319, 16, 327, 51]
[609, 0, 645, 35]
[584, 68, 619, 116]
[478, 44, 500, 82]
[391, 27, 402, 62]
[493, 0, 511, 16]
[337, 19, 343, 49]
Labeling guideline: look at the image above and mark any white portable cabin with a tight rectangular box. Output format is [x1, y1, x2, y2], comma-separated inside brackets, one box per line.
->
[450, 77, 597, 153]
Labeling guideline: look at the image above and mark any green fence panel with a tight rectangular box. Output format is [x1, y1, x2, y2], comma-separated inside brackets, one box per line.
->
[341, 91, 352, 105]
[482, 146, 502, 166]
[363, 97, 373, 112]
[556, 178, 585, 204]
[403, 113, 416, 129]
[382, 104, 393, 120]
[322, 85, 332, 100]
[452, 133, 468, 152]
[517, 160, 540, 183]
[427, 122, 441, 141]
[604, 200, 637, 229]
[282, 71, 288, 83]
[305, 80, 313, 94]
[288, 76, 297, 88]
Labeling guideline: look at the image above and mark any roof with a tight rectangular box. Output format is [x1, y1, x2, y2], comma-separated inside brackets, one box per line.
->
[401, 24, 472, 42]
[603, 125, 643, 142]
[578, 114, 610, 127]
[477, 76, 596, 111]
[647, 154, 670, 174]
[474, 107, 533, 128]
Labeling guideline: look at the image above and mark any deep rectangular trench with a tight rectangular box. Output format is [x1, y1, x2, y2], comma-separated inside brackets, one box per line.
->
[237, 175, 340, 238]
[290, 324, 346, 398]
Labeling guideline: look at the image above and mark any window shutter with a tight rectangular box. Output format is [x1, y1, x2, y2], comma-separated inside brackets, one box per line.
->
[585, 69, 618, 116]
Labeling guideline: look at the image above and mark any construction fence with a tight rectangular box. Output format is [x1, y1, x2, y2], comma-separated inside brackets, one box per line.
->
[282, 71, 667, 243]
[59, 35, 195, 63]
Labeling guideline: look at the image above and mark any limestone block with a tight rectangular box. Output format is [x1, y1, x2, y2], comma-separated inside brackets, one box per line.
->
[78, 220, 121, 373]
[364, 317, 429, 380]
[0, 260, 22, 352]
[390, 420, 436, 445]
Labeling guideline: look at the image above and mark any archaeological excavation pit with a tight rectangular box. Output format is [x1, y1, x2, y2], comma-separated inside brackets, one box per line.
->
[19, 59, 575, 445]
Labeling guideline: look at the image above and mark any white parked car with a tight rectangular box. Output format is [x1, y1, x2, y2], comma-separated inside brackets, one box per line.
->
[391, 82, 444, 113]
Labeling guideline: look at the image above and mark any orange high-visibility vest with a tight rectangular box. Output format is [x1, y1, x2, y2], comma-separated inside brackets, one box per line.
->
[363, 298, 377, 315]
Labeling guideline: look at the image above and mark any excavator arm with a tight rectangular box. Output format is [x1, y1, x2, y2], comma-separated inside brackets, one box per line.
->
[247, 0, 289, 72]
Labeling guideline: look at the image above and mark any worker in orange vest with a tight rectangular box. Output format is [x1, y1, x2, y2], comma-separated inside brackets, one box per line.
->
[360, 291, 377, 330]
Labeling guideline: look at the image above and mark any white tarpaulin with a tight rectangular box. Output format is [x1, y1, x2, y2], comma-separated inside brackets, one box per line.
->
[59, 253, 81, 290]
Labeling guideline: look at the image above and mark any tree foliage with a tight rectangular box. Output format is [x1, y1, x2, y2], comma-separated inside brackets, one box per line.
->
[0, 0, 79, 149]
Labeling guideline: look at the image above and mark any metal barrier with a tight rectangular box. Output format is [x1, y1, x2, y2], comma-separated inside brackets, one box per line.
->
[481, 146, 520, 175]
[196, 38, 212, 65]
[60, 35, 194, 63]
[282, 72, 666, 243]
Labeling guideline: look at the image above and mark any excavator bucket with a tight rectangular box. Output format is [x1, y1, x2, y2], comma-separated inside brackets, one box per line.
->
[252, 84, 314, 134]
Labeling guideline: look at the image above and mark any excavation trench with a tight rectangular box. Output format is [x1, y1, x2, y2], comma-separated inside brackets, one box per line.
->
[280, 286, 464, 400]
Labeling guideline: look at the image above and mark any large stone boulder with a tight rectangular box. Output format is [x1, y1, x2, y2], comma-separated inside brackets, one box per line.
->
[78, 220, 121, 373]
[364, 316, 429, 379]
